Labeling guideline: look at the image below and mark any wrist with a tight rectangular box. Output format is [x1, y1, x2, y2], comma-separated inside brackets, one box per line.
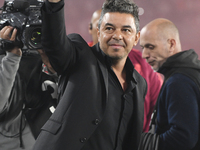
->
[9, 47, 22, 56]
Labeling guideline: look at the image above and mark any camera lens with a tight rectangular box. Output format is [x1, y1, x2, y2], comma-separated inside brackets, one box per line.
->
[30, 27, 41, 46]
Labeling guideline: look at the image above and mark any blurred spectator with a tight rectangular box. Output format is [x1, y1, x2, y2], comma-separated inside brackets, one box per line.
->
[140, 18, 200, 150]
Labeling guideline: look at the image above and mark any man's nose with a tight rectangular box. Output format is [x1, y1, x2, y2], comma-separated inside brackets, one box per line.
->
[112, 29, 123, 40]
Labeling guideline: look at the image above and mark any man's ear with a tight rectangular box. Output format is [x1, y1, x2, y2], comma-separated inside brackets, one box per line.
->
[88, 23, 92, 35]
[133, 31, 140, 46]
[168, 39, 176, 54]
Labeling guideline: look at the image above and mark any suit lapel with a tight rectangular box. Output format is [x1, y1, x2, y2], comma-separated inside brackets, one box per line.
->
[91, 44, 108, 103]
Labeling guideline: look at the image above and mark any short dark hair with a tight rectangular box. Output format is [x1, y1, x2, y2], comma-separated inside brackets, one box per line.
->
[98, 0, 140, 33]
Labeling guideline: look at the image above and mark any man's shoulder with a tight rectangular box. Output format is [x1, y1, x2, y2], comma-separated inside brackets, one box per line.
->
[67, 33, 85, 41]
[67, 33, 90, 48]
[165, 73, 198, 90]
[162, 73, 200, 108]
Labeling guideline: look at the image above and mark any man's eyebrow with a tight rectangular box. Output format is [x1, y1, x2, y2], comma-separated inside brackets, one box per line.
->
[104, 23, 132, 29]
[105, 23, 114, 26]
[122, 25, 132, 29]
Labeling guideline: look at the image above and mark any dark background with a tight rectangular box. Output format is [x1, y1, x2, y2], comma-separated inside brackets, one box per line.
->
[1, 0, 200, 56]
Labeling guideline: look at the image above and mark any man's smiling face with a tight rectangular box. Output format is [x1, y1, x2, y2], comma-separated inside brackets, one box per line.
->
[97, 12, 140, 61]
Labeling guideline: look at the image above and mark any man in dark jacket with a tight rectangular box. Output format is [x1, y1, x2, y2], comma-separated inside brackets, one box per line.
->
[33, 0, 147, 150]
[140, 18, 200, 150]
[88, 8, 163, 133]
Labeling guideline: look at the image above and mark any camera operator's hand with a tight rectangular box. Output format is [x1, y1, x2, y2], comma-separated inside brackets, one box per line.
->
[0, 26, 22, 56]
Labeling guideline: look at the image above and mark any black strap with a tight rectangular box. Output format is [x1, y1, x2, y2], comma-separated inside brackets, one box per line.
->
[0, 39, 23, 51]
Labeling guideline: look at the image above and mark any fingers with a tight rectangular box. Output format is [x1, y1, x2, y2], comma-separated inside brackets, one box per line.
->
[0, 26, 17, 41]
[0, 26, 21, 54]
[10, 28, 17, 41]
[0, 26, 10, 38]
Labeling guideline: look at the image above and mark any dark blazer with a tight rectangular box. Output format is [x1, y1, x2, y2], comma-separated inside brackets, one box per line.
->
[33, 5, 147, 150]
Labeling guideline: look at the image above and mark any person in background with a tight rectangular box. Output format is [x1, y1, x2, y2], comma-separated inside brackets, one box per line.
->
[0, 26, 58, 150]
[33, 0, 147, 149]
[140, 18, 200, 150]
[0, 26, 36, 150]
[0, 26, 21, 107]
[24, 48, 58, 139]
[88, 9, 102, 47]
[88, 8, 163, 132]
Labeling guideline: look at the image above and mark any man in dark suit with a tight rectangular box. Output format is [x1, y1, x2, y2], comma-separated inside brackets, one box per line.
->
[88, 8, 163, 133]
[33, 0, 147, 149]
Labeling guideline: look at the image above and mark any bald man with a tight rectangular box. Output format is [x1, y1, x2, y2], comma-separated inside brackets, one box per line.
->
[88, 9, 102, 47]
[140, 18, 200, 150]
[88, 9, 163, 132]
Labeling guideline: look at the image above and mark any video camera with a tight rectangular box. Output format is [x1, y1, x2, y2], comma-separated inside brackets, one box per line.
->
[0, 0, 43, 51]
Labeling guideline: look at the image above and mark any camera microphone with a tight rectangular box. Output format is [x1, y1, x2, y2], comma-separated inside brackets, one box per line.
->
[13, 0, 30, 10]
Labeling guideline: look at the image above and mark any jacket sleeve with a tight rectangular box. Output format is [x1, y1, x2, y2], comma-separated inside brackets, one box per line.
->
[157, 74, 199, 150]
[41, 1, 78, 75]
[0, 52, 21, 111]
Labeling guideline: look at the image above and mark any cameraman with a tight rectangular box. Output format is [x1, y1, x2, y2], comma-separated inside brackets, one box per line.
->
[0, 26, 21, 105]
[0, 26, 58, 150]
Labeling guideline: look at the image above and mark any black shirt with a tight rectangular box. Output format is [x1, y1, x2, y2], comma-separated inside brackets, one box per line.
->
[82, 52, 137, 150]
